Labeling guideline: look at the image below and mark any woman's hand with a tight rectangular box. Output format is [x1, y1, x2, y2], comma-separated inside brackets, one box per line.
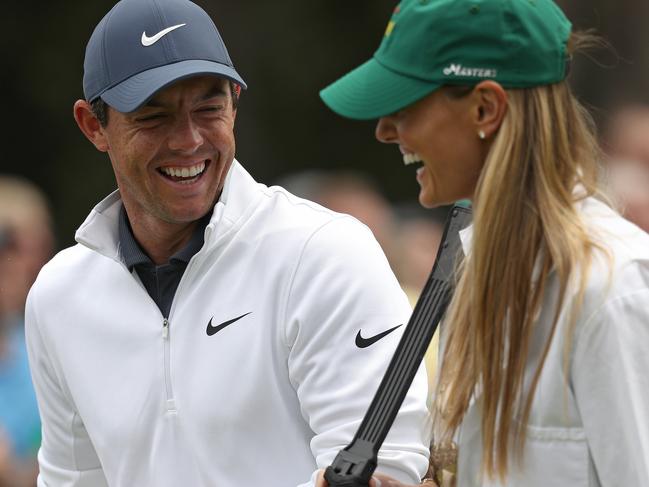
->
[315, 469, 438, 487]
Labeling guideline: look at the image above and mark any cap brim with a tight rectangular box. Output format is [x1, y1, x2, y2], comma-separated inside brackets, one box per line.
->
[100, 59, 247, 113]
[320, 57, 441, 120]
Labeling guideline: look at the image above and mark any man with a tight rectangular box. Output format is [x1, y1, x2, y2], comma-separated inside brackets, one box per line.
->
[25, 0, 431, 486]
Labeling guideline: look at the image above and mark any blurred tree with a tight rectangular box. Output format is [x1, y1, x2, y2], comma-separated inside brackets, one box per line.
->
[558, 0, 649, 125]
[1, 0, 645, 249]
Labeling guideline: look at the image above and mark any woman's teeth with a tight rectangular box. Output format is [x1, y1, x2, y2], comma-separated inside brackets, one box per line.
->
[403, 153, 423, 166]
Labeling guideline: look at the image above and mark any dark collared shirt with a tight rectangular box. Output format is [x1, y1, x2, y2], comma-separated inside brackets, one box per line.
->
[118, 206, 210, 318]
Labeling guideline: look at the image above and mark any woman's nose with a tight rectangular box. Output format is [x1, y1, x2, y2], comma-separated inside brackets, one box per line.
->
[375, 116, 398, 144]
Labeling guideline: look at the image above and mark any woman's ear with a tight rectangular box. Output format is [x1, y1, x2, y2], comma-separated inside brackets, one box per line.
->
[471, 80, 508, 139]
[73, 99, 109, 152]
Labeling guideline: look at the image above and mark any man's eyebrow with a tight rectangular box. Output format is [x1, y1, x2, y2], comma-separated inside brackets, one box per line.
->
[198, 86, 228, 101]
[143, 85, 228, 108]
[143, 99, 165, 108]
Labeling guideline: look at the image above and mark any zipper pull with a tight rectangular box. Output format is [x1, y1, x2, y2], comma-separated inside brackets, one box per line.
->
[162, 319, 169, 339]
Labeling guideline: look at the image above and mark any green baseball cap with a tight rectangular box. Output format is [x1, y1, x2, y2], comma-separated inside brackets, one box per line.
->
[320, 0, 572, 120]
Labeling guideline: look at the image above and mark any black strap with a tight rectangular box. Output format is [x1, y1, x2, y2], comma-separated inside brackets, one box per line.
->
[324, 205, 472, 487]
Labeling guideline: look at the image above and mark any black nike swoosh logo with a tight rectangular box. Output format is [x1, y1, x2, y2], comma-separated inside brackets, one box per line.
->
[206, 312, 252, 336]
[355, 324, 403, 348]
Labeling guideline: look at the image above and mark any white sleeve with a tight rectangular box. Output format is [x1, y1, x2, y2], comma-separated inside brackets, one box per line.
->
[284, 217, 432, 487]
[25, 285, 109, 487]
[571, 261, 649, 486]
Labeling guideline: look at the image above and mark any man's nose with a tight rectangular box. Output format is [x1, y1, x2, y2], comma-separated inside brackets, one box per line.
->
[375, 116, 398, 144]
[168, 115, 204, 153]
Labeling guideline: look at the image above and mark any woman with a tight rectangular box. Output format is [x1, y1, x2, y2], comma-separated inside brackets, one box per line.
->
[316, 0, 649, 485]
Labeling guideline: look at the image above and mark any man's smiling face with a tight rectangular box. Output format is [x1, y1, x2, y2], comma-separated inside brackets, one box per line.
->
[101, 75, 237, 227]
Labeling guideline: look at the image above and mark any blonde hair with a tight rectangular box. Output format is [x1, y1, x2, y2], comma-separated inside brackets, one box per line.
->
[433, 34, 609, 481]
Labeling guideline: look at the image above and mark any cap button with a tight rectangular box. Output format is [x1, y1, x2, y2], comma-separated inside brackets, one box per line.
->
[469, 5, 480, 14]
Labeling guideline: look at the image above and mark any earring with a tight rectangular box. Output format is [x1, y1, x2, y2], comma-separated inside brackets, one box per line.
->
[478, 130, 486, 140]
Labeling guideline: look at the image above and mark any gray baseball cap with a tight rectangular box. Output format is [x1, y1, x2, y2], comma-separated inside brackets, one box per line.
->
[83, 0, 247, 113]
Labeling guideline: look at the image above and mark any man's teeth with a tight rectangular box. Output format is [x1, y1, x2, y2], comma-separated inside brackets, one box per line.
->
[403, 153, 423, 166]
[160, 161, 206, 178]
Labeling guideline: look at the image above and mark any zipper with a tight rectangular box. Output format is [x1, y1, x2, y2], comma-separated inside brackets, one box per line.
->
[162, 318, 176, 412]
[162, 318, 169, 339]
[155, 236, 210, 413]
[122, 266, 178, 412]
[160, 252, 203, 413]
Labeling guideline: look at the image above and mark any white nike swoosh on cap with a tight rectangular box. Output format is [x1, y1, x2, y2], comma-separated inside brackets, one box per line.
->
[141, 23, 187, 47]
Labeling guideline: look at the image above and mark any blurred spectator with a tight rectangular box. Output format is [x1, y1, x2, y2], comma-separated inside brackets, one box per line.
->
[0, 176, 54, 487]
[392, 204, 446, 300]
[604, 105, 649, 170]
[278, 170, 400, 269]
[606, 161, 649, 232]
[603, 105, 649, 232]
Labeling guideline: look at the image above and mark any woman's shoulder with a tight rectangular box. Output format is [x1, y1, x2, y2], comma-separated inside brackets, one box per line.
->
[581, 196, 649, 262]
[578, 196, 649, 310]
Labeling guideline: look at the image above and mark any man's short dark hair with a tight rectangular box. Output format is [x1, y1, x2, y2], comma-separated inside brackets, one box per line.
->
[91, 98, 110, 127]
[90, 81, 241, 127]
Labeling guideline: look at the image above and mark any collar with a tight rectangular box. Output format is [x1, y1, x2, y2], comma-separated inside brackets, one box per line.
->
[117, 205, 210, 270]
[117, 206, 149, 269]
[75, 159, 264, 263]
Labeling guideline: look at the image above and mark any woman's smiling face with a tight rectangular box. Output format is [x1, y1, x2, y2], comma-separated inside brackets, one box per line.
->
[374, 86, 487, 208]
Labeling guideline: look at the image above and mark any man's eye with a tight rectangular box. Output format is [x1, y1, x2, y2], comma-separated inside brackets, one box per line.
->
[137, 113, 166, 122]
[198, 105, 223, 113]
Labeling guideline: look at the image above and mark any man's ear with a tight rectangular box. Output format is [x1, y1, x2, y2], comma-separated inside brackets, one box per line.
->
[471, 80, 508, 139]
[73, 100, 109, 152]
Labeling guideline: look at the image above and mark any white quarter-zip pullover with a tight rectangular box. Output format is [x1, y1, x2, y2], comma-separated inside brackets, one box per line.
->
[26, 161, 432, 487]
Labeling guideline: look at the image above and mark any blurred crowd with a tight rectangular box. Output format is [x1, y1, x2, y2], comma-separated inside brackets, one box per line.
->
[603, 105, 649, 232]
[0, 177, 54, 486]
[0, 103, 648, 483]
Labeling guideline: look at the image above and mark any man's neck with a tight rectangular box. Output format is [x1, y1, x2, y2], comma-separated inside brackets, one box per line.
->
[127, 214, 198, 266]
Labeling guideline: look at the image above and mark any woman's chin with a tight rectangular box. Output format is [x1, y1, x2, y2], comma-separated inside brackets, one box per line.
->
[418, 188, 440, 209]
